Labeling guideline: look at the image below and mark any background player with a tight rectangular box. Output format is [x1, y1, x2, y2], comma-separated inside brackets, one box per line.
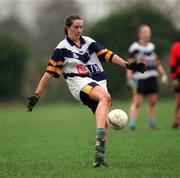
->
[27, 14, 146, 167]
[169, 39, 180, 129]
[127, 24, 168, 130]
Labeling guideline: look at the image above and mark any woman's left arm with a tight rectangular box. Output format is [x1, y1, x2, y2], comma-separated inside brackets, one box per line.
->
[111, 54, 146, 73]
[111, 54, 127, 67]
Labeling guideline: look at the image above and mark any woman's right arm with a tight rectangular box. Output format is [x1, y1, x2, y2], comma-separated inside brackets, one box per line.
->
[27, 47, 63, 111]
[27, 72, 52, 112]
[126, 70, 133, 81]
[35, 72, 53, 96]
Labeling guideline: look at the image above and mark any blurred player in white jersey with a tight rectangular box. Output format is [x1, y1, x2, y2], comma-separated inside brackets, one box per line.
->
[127, 25, 168, 130]
[27, 14, 146, 167]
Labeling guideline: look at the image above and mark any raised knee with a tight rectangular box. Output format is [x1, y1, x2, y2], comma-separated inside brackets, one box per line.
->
[101, 93, 111, 106]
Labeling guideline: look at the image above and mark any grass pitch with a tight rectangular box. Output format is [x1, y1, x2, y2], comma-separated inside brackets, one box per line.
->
[0, 99, 180, 178]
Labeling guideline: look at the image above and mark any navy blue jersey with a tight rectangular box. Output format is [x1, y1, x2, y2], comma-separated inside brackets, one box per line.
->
[46, 36, 114, 81]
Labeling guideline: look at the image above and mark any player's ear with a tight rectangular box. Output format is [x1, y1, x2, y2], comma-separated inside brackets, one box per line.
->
[64, 25, 69, 35]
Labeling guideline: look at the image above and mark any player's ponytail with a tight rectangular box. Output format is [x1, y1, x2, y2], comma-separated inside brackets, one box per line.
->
[64, 14, 82, 35]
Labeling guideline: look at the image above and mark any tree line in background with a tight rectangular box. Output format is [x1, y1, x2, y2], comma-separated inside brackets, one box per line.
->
[0, 1, 179, 102]
[87, 3, 179, 97]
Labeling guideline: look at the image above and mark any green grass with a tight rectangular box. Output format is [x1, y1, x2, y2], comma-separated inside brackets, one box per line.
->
[0, 99, 180, 178]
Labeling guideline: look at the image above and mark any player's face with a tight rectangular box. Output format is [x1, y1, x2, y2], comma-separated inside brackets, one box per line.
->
[67, 19, 84, 41]
[138, 26, 151, 43]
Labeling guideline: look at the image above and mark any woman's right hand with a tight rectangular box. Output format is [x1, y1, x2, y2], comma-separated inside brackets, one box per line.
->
[27, 93, 40, 112]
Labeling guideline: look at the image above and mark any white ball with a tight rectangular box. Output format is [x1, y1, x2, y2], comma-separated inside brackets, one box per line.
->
[107, 109, 128, 130]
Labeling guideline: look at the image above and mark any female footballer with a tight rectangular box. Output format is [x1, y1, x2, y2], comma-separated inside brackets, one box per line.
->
[127, 25, 168, 130]
[27, 14, 146, 168]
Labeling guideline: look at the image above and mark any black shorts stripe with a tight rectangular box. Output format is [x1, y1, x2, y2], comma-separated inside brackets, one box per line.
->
[80, 82, 99, 113]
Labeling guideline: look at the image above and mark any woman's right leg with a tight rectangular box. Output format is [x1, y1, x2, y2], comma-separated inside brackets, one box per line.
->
[89, 86, 111, 167]
[129, 93, 143, 130]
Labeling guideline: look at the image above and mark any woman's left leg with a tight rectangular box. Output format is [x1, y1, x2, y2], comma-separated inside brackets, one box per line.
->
[147, 93, 158, 129]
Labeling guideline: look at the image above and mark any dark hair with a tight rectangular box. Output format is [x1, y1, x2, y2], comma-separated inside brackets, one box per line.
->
[64, 14, 82, 35]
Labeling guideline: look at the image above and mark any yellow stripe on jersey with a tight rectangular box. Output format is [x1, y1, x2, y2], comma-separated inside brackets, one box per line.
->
[97, 48, 108, 56]
[49, 59, 64, 66]
[81, 84, 93, 95]
[46, 66, 61, 75]
[105, 51, 113, 62]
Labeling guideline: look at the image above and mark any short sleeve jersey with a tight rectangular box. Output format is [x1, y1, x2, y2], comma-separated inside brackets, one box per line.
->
[46, 36, 114, 81]
[128, 42, 159, 80]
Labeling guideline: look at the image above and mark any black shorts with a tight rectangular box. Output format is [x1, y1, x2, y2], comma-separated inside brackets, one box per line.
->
[137, 77, 158, 96]
[80, 82, 99, 113]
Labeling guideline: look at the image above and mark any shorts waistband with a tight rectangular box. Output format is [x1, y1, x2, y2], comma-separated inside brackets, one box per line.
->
[63, 72, 106, 81]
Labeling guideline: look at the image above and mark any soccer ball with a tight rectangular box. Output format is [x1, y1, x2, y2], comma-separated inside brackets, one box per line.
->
[107, 109, 128, 130]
